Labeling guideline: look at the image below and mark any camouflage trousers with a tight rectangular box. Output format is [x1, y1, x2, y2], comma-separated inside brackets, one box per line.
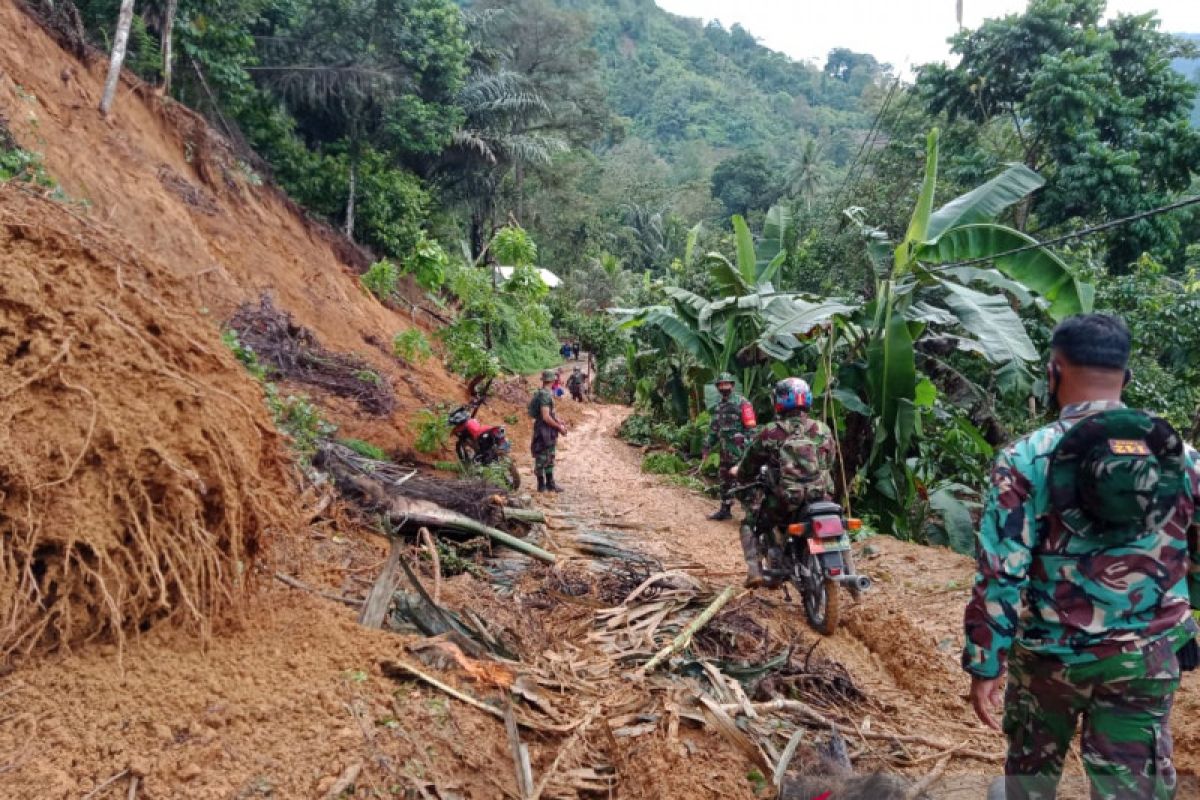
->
[1001, 636, 1181, 800]
[717, 461, 737, 505]
[739, 488, 788, 547]
[531, 423, 558, 479]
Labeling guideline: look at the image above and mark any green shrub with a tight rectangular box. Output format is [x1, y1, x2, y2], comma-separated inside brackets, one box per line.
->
[642, 451, 687, 475]
[393, 329, 433, 365]
[412, 407, 450, 454]
[353, 369, 382, 386]
[405, 233, 448, 292]
[665, 474, 707, 493]
[439, 322, 500, 378]
[220, 327, 268, 381]
[361, 259, 400, 301]
[269, 392, 335, 458]
[340, 438, 388, 460]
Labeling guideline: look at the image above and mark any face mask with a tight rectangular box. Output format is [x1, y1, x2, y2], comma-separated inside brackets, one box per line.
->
[719, 387, 732, 398]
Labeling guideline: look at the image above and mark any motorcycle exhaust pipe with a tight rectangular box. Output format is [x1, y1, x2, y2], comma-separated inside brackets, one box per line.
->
[832, 574, 872, 592]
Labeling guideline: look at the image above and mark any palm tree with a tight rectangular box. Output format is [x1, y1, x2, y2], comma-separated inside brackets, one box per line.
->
[783, 137, 826, 212]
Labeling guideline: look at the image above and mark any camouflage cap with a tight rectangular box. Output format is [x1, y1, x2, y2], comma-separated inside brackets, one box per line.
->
[1048, 409, 1189, 544]
[714, 372, 736, 385]
[541, 369, 557, 382]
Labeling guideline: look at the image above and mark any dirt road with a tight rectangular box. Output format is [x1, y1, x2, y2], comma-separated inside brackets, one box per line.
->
[546, 403, 1200, 798]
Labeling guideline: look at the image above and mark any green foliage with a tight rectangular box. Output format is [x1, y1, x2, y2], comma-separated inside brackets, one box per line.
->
[340, 438, 388, 460]
[490, 225, 538, 268]
[711, 151, 780, 217]
[641, 451, 688, 475]
[438, 320, 501, 379]
[919, 0, 1200, 269]
[392, 329, 433, 365]
[361, 260, 400, 302]
[1096, 256, 1200, 434]
[412, 407, 451, 454]
[0, 144, 57, 189]
[221, 327, 268, 381]
[405, 233, 449, 291]
[269, 392, 336, 458]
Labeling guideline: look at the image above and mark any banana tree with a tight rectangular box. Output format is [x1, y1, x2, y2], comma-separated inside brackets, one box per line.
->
[847, 128, 1091, 518]
[614, 212, 850, 416]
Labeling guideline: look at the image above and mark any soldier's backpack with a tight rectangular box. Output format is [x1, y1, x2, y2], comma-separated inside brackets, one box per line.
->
[528, 389, 551, 420]
[774, 419, 833, 507]
[1048, 408, 1189, 545]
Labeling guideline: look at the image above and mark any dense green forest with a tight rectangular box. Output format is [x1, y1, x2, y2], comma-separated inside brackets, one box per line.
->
[10, 0, 1200, 549]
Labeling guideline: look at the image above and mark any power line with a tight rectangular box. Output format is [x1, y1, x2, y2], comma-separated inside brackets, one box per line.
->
[816, 71, 903, 235]
[926, 194, 1200, 273]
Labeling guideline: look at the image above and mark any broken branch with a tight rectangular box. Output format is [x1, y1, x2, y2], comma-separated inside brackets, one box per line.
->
[638, 584, 738, 676]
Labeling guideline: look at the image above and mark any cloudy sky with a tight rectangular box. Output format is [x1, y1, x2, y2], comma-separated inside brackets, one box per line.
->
[653, 0, 1200, 75]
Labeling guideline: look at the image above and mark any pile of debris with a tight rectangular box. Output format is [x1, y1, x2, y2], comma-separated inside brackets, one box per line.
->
[229, 294, 396, 415]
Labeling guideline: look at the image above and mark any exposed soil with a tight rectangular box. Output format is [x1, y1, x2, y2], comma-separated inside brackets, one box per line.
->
[2, 2, 1198, 797]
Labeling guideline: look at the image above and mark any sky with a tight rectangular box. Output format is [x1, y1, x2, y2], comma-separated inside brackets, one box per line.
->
[653, 0, 1200, 76]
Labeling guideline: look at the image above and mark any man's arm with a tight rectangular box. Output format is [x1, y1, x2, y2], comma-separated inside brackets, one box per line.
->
[1186, 448, 1200, 608]
[539, 402, 566, 434]
[963, 448, 1038, 678]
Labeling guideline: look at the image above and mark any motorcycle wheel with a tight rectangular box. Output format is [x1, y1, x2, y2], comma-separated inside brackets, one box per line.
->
[455, 437, 474, 467]
[800, 550, 840, 636]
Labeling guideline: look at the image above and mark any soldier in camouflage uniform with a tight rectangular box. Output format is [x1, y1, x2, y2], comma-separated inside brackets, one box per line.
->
[703, 373, 757, 521]
[731, 377, 835, 588]
[529, 369, 568, 493]
[963, 314, 1200, 800]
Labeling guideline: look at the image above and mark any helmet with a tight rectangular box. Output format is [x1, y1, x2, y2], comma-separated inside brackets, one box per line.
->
[448, 407, 470, 427]
[572, 366, 582, 373]
[774, 377, 812, 414]
[541, 369, 557, 382]
[714, 372, 736, 386]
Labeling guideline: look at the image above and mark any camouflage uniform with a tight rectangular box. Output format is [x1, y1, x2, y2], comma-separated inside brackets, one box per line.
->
[529, 387, 559, 485]
[737, 413, 836, 537]
[567, 371, 584, 402]
[706, 392, 755, 509]
[963, 400, 1200, 800]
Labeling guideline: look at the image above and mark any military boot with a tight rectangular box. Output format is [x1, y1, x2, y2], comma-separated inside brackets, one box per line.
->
[707, 502, 733, 521]
[739, 524, 765, 588]
[545, 475, 564, 493]
[536, 473, 546, 493]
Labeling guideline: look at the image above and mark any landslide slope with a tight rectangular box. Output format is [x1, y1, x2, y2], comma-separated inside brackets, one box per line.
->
[0, 0, 466, 452]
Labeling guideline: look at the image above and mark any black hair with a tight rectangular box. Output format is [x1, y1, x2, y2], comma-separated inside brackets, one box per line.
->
[1049, 313, 1131, 370]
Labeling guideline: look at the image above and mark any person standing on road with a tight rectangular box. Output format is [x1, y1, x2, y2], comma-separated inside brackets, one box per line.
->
[530, 369, 568, 493]
[703, 373, 756, 521]
[963, 313, 1200, 800]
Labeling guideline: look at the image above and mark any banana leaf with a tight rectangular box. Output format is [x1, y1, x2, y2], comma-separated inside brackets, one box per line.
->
[941, 281, 1039, 364]
[916, 223, 1091, 321]
[923, 163, 1045, 242]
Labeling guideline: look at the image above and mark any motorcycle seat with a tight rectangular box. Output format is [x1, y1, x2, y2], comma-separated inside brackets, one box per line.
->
[463, 418, 487, 437]
[804, 501, 843, 517]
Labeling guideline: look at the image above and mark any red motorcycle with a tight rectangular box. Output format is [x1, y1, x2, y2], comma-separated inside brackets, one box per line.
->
[448, 388, 520, 489]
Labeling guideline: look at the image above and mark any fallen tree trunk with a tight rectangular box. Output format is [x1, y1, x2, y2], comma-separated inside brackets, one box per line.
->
[375, 494, 555, 564]
[501, 507, 545, 524]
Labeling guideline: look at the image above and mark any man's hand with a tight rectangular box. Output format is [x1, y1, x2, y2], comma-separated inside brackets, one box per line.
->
[969, 675, 1004, 732]
[729, 466, 739, 478]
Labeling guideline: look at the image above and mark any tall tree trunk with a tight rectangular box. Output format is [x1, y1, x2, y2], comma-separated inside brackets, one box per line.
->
[344, 159, 357, 241]
[99, 0, 137, 116]
[160, 0, 178, 94]
[514, 161, 525, 224]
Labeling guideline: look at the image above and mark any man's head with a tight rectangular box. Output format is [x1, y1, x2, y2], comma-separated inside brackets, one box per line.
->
[541, 369, 557, 385]
[714, 372, 735, 398]
[1047, 314, 1131, 407]
[573, 366, 581, 374]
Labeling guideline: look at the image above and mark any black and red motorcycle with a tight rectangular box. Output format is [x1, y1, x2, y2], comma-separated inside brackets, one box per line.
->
[741, 471, 871, 635]
[448, 384, 520, 489]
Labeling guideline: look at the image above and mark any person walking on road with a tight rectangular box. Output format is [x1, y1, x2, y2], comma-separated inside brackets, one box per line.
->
[567, 366, 585, 402]
[703, 372, 756, 521]
[529, 369, 568, 493]
[963, 313, 1200, 800]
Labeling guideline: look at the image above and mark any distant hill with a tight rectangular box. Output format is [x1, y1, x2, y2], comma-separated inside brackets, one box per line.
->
[1172, 32, 1200, 126]
[558, 0, 883, 167]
